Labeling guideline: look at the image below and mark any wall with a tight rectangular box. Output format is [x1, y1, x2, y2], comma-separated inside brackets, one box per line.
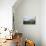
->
[0, 0, 16, 30]
[41, 0, 46, 46]
[13, 0, 41, 46]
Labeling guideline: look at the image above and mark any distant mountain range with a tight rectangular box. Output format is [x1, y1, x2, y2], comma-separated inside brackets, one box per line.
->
[23, 19, 35, 24]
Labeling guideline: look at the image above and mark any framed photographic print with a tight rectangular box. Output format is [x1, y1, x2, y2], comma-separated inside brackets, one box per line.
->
[23, 16, 36, 24]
